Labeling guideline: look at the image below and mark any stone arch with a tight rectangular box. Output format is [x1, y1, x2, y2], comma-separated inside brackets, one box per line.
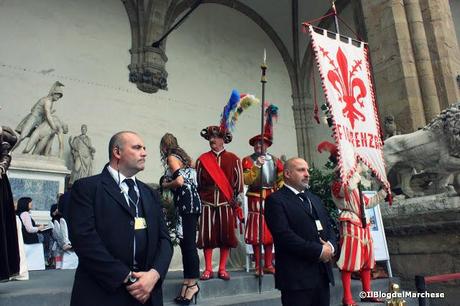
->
[166, 0, 297, 94]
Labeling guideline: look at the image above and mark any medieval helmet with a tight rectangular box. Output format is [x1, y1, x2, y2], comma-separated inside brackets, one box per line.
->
[49, 81, 64, 98]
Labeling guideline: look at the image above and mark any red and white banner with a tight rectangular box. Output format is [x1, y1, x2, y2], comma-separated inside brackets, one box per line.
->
[308, 25, 390, 192]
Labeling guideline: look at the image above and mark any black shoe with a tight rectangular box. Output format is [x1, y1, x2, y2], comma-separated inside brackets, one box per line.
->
[174, 283, 187, 304]
[179, 283, 200, 305]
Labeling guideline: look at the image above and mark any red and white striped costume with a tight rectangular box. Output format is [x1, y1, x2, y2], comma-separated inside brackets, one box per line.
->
[331, 172, 386, 272]
[242, 154, 283, 245]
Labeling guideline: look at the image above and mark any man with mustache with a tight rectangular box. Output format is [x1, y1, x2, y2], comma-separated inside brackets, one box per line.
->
[196, 126, 244, 281]
[68, 131, 173, 306]
[265, 157, 337, 306]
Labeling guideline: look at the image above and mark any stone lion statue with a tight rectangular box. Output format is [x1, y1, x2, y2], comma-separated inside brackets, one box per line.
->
[384, 103, 460, 197]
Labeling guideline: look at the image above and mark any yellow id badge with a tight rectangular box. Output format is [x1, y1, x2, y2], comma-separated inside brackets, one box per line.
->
[134, 217, 147, 230]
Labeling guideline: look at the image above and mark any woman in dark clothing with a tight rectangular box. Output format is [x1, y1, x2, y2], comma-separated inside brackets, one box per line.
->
[160, 133, 201, 305]
[16, 197, 54, 265]
[0, 125, 20, 280]
[16, 197, 42, 244]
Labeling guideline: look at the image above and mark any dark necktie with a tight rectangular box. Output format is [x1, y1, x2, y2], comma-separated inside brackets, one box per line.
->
[124, 178, 138, 214]
[299, 192, 326, 240]
[298, 192, 313, 215]
[124, 178, 146, 270]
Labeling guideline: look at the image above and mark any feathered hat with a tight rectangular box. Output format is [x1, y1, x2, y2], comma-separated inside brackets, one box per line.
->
[249, 104, 279, 147]
[201, 89, 258, 144]
[317, 140, 338, 163]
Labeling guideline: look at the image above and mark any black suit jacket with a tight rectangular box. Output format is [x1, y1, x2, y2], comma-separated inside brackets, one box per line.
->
[68, 166, 173, 306]
[265, 186, 337, 291]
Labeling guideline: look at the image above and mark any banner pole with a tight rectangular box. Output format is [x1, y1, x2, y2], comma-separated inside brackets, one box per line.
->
[332, 0, 340, 34]
[257, 49, 268, 293]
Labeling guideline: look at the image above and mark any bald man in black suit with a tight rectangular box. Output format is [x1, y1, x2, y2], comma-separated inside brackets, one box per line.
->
[265, 157, 337, 306]
[69, 131, 173, 306]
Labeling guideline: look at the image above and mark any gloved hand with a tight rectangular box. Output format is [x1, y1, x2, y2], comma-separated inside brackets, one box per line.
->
[234, 206, 244, 223]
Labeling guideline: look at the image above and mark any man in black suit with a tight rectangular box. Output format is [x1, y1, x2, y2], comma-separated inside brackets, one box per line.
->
[68, 131, 173, 306]
[265, 157, 337, 306]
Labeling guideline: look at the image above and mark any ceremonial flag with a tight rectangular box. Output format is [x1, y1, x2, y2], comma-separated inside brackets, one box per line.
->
[308, 25, 390, 193]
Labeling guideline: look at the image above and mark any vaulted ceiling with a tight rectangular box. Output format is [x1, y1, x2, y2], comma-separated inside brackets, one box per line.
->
[123, 0, 359, 95]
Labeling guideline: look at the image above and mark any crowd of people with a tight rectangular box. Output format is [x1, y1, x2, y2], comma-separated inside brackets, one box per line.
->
[1, 119, 387, 306]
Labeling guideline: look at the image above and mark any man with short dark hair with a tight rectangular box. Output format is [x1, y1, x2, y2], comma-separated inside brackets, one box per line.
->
[69, 131, 173, 306]
[265, 157, 337, 306]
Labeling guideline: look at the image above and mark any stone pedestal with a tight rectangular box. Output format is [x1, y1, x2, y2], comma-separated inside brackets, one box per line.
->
[381, 195, 460, 305]
[7, 154, 70, 224]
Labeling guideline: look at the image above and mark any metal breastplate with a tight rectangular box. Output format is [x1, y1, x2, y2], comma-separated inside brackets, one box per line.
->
[250, 154, 277, 189]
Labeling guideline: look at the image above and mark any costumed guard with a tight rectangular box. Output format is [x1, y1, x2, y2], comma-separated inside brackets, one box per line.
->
[242, 105, 283, 276]
[0, 125, 20, 281]
[318, 141, 387, 306]
[196, 90, 256, 281]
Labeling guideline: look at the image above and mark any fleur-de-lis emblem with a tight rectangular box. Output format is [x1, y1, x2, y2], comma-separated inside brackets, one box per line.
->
[321, 47, 367, 128]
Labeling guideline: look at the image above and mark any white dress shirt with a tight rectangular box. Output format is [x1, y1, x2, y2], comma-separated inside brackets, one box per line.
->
[107, 165, 139, 207]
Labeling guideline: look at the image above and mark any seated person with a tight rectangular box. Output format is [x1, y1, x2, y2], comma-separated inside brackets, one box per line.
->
[50, 196, 72, 251]
[16, 197, 54, 266]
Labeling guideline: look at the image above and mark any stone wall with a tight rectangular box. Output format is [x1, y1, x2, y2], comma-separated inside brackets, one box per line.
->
[0, 0, 297, 183]
[361, 0, 460, 134]
[381, 195, 460, 305]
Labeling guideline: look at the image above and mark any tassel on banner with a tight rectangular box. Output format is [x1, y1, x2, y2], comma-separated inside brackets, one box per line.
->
[312, 68, 320, 124]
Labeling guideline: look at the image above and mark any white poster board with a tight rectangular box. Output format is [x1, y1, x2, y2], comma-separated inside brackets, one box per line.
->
[363, 191, 392, 276]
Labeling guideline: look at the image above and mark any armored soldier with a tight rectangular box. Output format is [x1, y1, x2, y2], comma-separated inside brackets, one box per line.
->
[243, 133, 283, 276]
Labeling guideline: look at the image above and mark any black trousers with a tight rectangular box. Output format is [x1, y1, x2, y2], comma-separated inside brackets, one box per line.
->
[179, 214, 200, 279]
[281, 276, 330, 306]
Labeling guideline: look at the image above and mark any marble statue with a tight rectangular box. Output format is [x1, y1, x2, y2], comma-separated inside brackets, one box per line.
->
[68, 124, 95, 184]
[22, 114, 68, 158]
[384, 103, 460, 197]
[13, 81, 64, 152]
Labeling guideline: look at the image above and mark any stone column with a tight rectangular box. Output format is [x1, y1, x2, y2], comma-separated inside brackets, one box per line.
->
[404, 0, 441, 122]
[361, 0, 426, 133]
[420, 0, 460, 109]
[292, 93, 313, 162]
[123, 0, 172, 93]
